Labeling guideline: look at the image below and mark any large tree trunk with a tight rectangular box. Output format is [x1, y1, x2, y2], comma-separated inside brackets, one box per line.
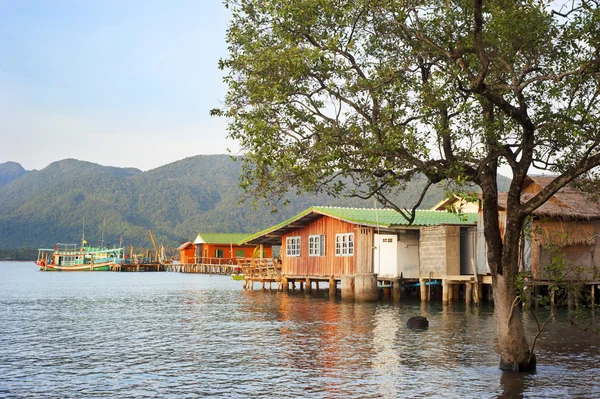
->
[489, 211, 536, 372]
[481, 173, 536, 371]
[492, 273, 536, 371]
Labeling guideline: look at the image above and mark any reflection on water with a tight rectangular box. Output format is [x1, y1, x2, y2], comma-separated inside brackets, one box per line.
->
[0, 262, 599, 398]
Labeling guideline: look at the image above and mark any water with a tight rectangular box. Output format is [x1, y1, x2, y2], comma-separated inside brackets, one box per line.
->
[1, 262, 599, 398]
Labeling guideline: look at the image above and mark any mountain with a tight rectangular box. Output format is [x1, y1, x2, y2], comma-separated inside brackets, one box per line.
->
[0, 155, 511, 250]
[0, 162, 28, 187]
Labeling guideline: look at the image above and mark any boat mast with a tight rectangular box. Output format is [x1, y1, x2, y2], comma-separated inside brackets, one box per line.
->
[81, 218, 86, 248]
[101, 218, 106, 248]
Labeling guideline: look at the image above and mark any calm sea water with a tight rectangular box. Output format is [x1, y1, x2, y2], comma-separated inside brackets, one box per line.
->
[0, 262, 599, 398]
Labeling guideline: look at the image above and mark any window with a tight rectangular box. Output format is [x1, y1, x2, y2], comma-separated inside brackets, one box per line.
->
[215, 249, 224, 258]
[309, 235, 326, 256]
[235, 249, 245, 258]
[335, 233, 354, 256]
[286, 236, 301, 257]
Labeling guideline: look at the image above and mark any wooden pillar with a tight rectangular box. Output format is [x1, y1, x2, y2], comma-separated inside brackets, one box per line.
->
[419, 278, 427, 302]
[442, 279, 449, 305]
[392, 278, 401, 301]
[592, 284, 596, 309]
[341, 275, 356, 300]
[448, 281, 454, 302]
[355, 273, 378, 302]
[568, 287, 575, 311]
[282, 276, 289, 293]
[453, 284, 460, 302]
[306, 278, 312, 292]
[329, 276, 336, 297]
[466, 282, 473, 306]
[315, 281, 319, 293]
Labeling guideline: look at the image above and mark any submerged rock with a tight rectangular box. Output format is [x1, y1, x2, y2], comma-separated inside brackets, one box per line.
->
[406, 316, 429, 329]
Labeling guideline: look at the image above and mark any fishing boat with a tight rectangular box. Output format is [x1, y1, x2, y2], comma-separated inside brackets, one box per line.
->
[231, 273, 245, 281]
[36, 243, 124, 271]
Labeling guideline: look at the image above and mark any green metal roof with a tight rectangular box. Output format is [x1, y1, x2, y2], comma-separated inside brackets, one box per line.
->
[242, 206, 478, 245]
[197, 233, 252, 245]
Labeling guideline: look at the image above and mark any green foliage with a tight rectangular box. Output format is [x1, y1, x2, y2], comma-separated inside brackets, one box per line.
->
[0, 247, 37, 261]
[0, 156, 496, 250]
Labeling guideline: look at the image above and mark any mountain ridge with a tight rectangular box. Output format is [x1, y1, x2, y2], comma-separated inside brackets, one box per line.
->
[0, 155, 510, 250]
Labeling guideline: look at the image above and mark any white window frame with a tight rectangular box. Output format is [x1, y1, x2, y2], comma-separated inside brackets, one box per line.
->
[335, 233, 354, 256]
[308, 234, 326, 257]
[286, 236, 301, 257]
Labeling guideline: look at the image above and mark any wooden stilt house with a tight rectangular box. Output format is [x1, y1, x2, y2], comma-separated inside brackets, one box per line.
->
[499, 176, 600, 282]
[192, 233, 272, 262]
[240, 206, 478, 299]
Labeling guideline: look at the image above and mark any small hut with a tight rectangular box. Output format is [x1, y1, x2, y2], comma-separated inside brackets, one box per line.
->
[477, 176, 600, 281]
[193, 233, 272, 261]
[178, 242, 196, 264]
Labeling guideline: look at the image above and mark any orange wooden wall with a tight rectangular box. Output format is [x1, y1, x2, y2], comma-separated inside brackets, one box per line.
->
[179, 247, 196, 263]
[199, 244, 272, 259]
[282, 216, 358, 277]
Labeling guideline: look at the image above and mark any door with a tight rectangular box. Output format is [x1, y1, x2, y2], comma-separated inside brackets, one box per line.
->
[374, 234, 398, 277]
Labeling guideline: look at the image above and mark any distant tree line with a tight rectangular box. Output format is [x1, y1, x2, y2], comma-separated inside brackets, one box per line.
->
[0, 247, 37, 261]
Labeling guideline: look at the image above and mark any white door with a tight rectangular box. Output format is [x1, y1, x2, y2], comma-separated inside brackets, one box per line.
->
[374, 234, 398, 277]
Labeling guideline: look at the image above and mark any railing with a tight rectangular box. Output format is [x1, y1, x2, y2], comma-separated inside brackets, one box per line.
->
[236, 258, 282, 280]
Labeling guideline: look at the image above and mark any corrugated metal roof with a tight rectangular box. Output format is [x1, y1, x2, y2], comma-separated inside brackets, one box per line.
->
[241, 206, 477, 245]
[177, 241, 195, 250]
[312, 206, 478, 227]
[198, 233, 252, 245]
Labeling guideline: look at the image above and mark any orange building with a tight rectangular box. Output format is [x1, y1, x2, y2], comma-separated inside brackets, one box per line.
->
[177, 242, 197, 264]
[178, 233, 272, 263]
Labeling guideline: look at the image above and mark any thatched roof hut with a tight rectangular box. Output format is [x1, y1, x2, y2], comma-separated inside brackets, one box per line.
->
[497, 176, 600, 280]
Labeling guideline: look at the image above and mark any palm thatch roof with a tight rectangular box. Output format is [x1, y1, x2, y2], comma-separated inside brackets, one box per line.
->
[532, 220, 596, 247]
[498, 175, 600, 221]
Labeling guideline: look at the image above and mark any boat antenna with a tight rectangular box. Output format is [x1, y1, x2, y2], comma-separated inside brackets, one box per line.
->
[82, 217, 87, 247]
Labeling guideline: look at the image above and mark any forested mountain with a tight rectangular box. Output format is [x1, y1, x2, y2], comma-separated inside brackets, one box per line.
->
[0, 162, 28, 187]
[0, 155, 510, 250]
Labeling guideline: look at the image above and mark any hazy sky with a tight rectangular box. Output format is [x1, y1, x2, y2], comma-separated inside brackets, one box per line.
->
[0, 1, 235, 171]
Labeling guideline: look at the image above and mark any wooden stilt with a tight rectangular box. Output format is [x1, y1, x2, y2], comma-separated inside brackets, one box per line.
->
[306, 278, 312, 292]
[453, 284, 460, 302]
[442, 279, 449, 305]
[392, 278, 401, 301]
[466, 282, 473, 306]
[329, 276, 336, 297]
[419, 278, 427, 302]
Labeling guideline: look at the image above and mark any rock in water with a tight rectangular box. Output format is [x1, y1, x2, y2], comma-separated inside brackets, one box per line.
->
[406, 316, 429, 329]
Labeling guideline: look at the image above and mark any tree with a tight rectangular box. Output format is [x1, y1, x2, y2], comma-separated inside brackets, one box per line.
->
[215, 0, 600, 371]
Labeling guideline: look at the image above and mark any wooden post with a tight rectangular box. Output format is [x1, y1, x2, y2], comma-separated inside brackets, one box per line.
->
[448, 281, 454, 302]
[453, 284, 460, 302]
[329, 276, 336, 297]
[442, 279, 449, 305]
[466, 282, 473, 306]
[306, 278, 312, 292]
[428, 272, 432, 301]
[592, 284, 596, 309]
[315, 280, 320, 293]
[568, 287, 575, 311]
[282, 276, 289, 292]
[419, 278, 427, 302]
[471, 259, 480, 305]
[392, 278, 401, 301]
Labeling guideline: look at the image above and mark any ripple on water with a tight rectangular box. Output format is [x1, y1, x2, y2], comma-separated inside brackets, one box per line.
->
[1, 263, 599, 398]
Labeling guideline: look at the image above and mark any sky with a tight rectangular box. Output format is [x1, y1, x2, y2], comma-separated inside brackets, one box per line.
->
[0, 0, 235, 171]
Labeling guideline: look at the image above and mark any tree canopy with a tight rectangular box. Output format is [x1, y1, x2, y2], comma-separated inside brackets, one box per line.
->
[217, 0, 600, 371]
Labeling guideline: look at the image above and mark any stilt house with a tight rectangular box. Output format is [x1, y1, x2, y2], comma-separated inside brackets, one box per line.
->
[498, 176, 600, 281]
[241, 206, 478, 299]
[192, 233, 272, 261]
